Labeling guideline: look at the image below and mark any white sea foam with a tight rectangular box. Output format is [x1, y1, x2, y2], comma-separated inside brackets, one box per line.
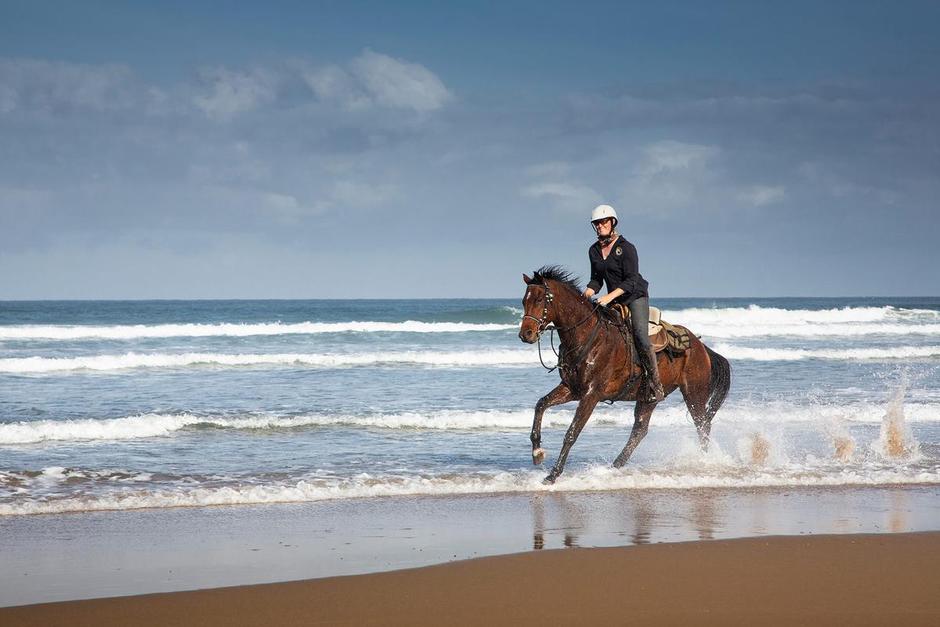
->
[0, 350, 538, 373]
[3, 403, 939, 445]
[668, 305, 938, 325]
[7, 341, 935, 374]
[1, 306, 936, 342]
[0, 320, 516, 341]
[661, 305, 940, 338]
[714, 343, 940, 361]
[3, 463, 938, 516]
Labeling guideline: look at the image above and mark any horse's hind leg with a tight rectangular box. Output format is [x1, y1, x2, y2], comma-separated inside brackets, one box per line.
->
[681, 380, 712, 451]
[613, 400, 656, 468]
[531, 383, 573, 465]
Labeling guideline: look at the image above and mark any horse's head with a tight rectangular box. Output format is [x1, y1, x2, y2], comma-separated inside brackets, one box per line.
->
[519, 272, 555, 343]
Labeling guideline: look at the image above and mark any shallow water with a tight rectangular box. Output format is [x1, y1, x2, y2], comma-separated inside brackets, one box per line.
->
[1, 297, 939, 515]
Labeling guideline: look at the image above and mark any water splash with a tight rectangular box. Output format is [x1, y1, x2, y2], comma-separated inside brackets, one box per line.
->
[874, 373, 920, 459]
[823, 419, 856, 462]
[833, 436, 856, 462]
[738, 433, 772, 465]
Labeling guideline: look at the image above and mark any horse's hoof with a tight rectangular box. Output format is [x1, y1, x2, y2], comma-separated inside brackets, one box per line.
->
[542, 474, 556, 485]
[532, 448, 545, 465]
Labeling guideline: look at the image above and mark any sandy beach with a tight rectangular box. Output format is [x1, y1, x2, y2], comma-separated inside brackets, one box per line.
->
[3, 532, 938, 626]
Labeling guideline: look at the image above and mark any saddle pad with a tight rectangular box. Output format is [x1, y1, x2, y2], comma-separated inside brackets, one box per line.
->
[659, 321, 692, 354]
[610, 304, 691, 355]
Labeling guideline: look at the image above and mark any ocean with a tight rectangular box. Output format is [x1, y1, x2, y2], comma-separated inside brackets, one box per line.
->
[2, 297, 939, 518]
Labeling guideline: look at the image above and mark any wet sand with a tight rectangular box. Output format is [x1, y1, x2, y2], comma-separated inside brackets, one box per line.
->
[4, 532, 938, 626]
[3, 485, 939, 607]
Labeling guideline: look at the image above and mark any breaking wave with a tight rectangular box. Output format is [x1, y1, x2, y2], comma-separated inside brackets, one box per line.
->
[0, 320, 517, 341]
[0, 350, 537, 373]
[4, 403, 940, 445]
[714, 344, 940, 361]
[1, 306, 937, 342]
[3, 463, 938, 516]
[662, 305, 940, 338]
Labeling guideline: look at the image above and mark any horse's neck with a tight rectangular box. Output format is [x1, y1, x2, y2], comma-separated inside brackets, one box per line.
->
[551, 287, 598, 346]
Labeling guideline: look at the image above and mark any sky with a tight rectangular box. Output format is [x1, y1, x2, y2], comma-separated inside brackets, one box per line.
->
[1, 0, 939, 299]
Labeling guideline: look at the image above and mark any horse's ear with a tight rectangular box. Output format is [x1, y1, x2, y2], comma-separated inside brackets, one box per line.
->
[523, 273, 533, 285]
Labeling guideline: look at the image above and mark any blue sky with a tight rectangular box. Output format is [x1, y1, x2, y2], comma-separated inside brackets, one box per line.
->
[1, 1, 938, 298]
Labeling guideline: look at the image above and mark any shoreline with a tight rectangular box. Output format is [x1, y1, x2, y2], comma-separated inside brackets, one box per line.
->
[3, 484, 938, 607]
[3, 532, 938, 626]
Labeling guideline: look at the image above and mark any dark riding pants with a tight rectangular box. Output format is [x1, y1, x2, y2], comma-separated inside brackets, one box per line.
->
[627, 296, 652, 351]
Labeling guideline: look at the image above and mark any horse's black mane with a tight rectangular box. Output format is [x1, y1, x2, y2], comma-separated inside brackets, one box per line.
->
[533, 264, 623, 325]
[533, 265, 582, 294]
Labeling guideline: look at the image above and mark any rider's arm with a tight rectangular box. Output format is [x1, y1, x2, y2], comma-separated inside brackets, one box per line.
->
[615, 241, 640, 297]
[584, 246, 603, 298]
[597, 287, 624, 306]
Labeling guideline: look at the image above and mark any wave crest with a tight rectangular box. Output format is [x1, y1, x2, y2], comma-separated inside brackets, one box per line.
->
[0, 320, 517, 341]
[3, 464, 938, 516]
[0, 350, 537, 373]
[4, 403, 940, 445]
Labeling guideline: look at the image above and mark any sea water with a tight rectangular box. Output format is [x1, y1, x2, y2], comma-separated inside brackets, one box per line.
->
[1, 297, 939, 516]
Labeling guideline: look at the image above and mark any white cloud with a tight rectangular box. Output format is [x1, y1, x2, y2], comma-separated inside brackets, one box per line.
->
[738, 185, 786, 207]
[330, 179, 398, 209]
[302, 65, 371, 110]
[521, 181, 602, 212]
[193, 67, 277, 120]
[257, 191, 324, 223]
[619, 140, 790, 214]
[621, 140, 721, 213]
[525, 161, 571, 178]
[0, 58, 139, 113]
[303, 50, 452, 112]
[638, 140, 720, 177]
[351, 50, 452, 112]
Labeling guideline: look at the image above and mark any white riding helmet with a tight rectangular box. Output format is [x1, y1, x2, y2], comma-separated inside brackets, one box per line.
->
[590, 204, 618, 226]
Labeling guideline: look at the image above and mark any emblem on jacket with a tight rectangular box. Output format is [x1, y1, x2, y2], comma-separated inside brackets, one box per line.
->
[615, 246, 622, 256]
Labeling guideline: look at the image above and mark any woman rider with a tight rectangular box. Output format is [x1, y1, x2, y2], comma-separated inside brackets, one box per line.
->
[582, 204, 664, 402]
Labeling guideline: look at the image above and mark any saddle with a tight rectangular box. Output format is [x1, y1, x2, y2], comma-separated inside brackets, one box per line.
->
[610, 304, 692, 355]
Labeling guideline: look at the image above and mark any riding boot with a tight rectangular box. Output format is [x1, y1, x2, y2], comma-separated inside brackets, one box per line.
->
[642, 346, 665, 402]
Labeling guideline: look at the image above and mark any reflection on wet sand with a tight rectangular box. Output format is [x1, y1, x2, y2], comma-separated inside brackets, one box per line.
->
[888, 490, 909, 533]
[526, 486, 928, 550]
[629, 491, 656, 545]
[531, 493, 584, 549]
[691, 490, 720, 541]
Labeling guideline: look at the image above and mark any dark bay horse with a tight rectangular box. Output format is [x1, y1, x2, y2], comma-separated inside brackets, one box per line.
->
[519, 266, 731, 483]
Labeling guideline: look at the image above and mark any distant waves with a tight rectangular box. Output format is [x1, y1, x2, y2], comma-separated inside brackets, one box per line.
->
[2, 305, 939, 341]
[0, 320, 517, 340]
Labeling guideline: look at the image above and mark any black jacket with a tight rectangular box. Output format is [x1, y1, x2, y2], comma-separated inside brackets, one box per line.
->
[586, 235, 649, 304]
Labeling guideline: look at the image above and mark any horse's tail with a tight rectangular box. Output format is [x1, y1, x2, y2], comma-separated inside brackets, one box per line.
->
[703, 344, 731, 421]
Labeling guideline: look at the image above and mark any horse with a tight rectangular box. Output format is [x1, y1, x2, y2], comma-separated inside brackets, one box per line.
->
[519, 265, 731, 484]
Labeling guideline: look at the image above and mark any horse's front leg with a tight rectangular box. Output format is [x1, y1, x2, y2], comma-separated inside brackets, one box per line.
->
[531, 383, 574, 465]
[613, 400, 656, 467]
[544, 392, 600, 484]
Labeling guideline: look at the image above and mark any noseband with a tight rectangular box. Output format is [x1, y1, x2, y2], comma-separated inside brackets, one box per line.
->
[523, 286, 555, 337]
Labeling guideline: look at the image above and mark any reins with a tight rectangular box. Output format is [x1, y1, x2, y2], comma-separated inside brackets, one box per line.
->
[526, 283, 604, 373]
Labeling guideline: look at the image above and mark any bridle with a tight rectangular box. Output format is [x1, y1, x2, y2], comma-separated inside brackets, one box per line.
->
[522, 285, 555, 336]
[523, 282, 604, 372]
